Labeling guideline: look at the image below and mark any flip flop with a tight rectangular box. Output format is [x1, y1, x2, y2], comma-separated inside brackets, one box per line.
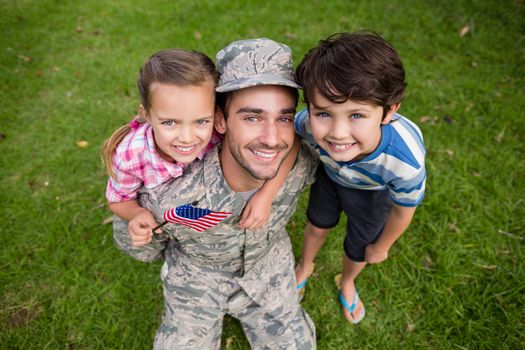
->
[295, 263, 314, 298]
[338, 288, 366, 324]
[296, 278, 309, 290]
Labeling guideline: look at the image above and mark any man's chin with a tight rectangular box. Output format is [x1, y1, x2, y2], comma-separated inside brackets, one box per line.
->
[248, 168, 280, 181]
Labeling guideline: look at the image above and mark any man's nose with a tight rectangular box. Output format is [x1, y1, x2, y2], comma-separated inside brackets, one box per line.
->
[259, 121, 280, 147]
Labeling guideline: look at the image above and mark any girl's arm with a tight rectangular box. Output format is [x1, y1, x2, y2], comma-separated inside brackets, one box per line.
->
[238, 135, 301, 229]
[108, 200, 160, 246]
[365, 204, 417, 264]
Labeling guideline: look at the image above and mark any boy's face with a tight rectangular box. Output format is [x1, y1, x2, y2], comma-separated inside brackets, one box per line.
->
[309, 91, 397, 162]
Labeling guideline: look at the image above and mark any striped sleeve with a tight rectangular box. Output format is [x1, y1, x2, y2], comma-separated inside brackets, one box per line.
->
[387, 117, 426, 207]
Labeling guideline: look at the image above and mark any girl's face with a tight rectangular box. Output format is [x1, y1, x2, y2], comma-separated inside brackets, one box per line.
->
[144, 82, 216, 164]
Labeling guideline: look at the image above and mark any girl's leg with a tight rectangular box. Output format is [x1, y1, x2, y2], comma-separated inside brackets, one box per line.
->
[340, 255, 366, 322]
[295, 222, 330, 284]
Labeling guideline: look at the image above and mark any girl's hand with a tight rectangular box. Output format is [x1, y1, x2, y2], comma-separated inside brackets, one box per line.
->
[365, 243, 389, 264]
[238, 194, 271, 230]
[128, 210, 159, 246]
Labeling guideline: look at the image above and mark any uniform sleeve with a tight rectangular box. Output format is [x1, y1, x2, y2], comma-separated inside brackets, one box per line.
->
[280, 141, 319, 195]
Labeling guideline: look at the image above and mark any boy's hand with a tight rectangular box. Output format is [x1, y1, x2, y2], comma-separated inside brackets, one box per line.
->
[238, 196, 271, 230]
[365, 243, 389, 264]
[128, 210, 160, 246]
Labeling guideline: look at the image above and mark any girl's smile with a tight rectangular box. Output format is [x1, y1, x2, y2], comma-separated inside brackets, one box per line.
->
[144, 82, 216, 164]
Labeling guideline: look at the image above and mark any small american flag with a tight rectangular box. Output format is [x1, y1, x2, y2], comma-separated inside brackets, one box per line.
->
[163, 203, 232, 232]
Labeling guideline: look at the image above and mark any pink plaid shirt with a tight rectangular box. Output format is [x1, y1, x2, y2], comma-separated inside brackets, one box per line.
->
[106, 122, 222, 203]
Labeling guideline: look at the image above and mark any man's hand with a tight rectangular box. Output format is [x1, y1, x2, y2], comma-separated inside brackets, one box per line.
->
[364, 243, 389, 264]
[128, 210, 159, 246]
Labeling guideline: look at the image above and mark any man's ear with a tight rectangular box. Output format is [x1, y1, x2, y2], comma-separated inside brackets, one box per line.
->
[214, 107, 227, 134]
[382, 103, 401, 124]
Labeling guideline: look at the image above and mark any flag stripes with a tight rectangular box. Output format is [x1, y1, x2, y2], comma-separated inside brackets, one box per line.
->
[163, 204, 231, 232]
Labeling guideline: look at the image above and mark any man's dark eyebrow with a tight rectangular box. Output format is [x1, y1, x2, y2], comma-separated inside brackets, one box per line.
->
[235, 107, 296, 115]
[236, 107, 263, 114]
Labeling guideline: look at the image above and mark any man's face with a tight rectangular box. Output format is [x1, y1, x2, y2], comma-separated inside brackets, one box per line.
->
[216, 85, 296, 184]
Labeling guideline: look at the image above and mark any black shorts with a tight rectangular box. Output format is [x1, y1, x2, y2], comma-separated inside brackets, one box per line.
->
[307, 166, 393, 262]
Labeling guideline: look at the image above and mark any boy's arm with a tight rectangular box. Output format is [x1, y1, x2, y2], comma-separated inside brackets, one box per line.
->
[365, 204, 417, 264]
[238, 135, 301, 229]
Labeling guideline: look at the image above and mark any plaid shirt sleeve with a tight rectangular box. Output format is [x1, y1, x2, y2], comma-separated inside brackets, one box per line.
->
[105, 151, 143, 203]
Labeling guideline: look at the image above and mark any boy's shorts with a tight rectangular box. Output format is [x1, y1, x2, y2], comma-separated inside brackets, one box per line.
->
[307, 166, 393, 262]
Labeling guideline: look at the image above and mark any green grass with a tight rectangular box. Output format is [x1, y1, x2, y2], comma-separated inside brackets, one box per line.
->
[1, 0, 524, 349]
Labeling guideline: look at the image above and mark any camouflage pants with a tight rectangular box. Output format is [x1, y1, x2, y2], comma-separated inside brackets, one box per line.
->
[153, 241, 316, 349]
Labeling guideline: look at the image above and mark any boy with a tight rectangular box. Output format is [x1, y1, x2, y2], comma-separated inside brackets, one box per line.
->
[294, 31, 426, 324]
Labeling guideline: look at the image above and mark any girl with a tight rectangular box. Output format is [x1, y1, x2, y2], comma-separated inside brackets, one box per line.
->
[102, 48, 295, 246]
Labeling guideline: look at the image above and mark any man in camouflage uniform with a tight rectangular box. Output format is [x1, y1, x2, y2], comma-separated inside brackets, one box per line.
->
[113, 38, 319, 349]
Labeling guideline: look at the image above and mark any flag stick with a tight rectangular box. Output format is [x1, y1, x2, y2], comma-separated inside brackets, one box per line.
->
[152, 220, 168, 232]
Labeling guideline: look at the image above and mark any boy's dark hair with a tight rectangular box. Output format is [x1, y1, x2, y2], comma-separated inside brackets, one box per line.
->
[295, 31, 406, 116]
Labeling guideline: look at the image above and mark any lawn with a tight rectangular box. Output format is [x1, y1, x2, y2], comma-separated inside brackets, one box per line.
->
[1, 0, 524, 349]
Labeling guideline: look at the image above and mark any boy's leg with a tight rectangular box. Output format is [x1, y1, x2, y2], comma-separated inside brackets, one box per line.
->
[296, 166, 341, 286]
[295, 223, 330, 285]
[340, 255, 366, 322]
[339, 186, 392, 323]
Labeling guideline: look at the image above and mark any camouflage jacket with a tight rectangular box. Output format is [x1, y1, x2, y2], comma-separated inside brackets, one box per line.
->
[113, 142, 318, 284]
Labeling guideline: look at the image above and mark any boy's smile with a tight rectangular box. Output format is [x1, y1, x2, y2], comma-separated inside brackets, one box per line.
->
[309, 91, 398, 162]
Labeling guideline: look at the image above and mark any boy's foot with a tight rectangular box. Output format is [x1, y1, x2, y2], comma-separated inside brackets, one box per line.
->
[339, 285, 365, 324]
[295, 263, 314, 297]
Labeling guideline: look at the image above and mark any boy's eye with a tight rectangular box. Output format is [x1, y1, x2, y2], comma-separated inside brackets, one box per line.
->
[350, 113, 364, 119]
[315, 112, 331, 118]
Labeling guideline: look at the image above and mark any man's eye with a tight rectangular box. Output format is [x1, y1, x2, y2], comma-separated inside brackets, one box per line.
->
[279, 116, 293, 123]
[244, 116, 258, 122]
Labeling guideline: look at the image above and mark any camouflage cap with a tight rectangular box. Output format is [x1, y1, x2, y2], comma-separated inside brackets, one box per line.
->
[216, 38, 300, 92]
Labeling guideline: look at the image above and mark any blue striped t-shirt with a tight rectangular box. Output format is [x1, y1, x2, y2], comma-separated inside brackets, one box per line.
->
[294, 109, 426, 207]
